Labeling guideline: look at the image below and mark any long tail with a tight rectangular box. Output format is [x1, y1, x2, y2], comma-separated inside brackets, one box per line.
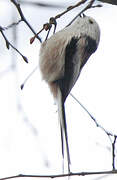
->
[57, 87, 71, 173]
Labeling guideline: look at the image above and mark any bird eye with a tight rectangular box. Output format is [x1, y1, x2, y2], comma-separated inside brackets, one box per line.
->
[89, 19, 93, 24]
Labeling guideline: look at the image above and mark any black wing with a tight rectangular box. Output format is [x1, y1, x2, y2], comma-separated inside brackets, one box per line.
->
[56, 35, 97, 102]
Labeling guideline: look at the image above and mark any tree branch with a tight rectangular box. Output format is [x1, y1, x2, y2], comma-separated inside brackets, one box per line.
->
[20, 0, 65, 9]
[66, 0, 102, 26]
[0, 26, 28, 63]
[70, 93, 117, 142]
[54, 0, 87, 19]
[2, 20, 22, 30]
[0, 170, 117, 180]
[30, 0, 102, 43]
[10, 0, 42, 42]
[112, 136, 117, 170]
[70, 93, 117, 170]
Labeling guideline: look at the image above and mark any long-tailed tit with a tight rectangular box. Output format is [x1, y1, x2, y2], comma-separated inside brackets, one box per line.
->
[39, 15, 100, 173]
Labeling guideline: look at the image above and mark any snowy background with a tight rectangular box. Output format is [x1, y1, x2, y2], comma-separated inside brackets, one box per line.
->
[0, 0, 117, 179]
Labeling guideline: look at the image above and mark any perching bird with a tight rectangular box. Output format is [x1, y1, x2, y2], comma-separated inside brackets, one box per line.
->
[39, 14, 100, 173]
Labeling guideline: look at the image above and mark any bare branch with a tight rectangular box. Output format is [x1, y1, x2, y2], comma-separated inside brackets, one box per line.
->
[31, 0, 88, 41]
[20, 66, 38, 90]
[70, 93, 117, 170]
[2, 20, 22, 30]
[10, 0, 42, 42]
[31, 0, 102, 43]
[0, 26, 28, 63]
[54, 0, 87, 19]
[112, 136, 117, 170]
[70, 93, 117, 142]
[67, 0, 102, 26]
[20, 0, 65, 9]
[0, 170, 117, 180]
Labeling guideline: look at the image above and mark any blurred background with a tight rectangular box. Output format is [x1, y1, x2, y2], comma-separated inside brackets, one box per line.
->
[0, 0, 117, 179]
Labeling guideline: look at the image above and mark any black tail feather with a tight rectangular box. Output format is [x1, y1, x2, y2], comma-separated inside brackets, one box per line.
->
[58, 87, 71, 173]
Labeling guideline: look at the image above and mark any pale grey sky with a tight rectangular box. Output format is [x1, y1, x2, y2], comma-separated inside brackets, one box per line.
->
[0, 1, 117, 179]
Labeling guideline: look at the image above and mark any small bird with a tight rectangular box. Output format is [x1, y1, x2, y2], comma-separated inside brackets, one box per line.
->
[39, 14, 100, 173]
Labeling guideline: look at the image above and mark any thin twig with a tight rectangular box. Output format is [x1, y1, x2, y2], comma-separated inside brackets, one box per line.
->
[112, 136, 117, 170]
[70, 93, 116, 142]
[2, 20, 22, 30]
[33, 0, 88, 40]
[0, 26, 28, 63]
[67, 0, 102, 26]
[10, 0, 42, 42]
[0, 170, 117, 180]
[31, 0, 102, 43]
[54, 0, 87, 19]
[20, 66, 38, 90]
[70, 93, 117, 170]
[20, 0, 65, 8]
